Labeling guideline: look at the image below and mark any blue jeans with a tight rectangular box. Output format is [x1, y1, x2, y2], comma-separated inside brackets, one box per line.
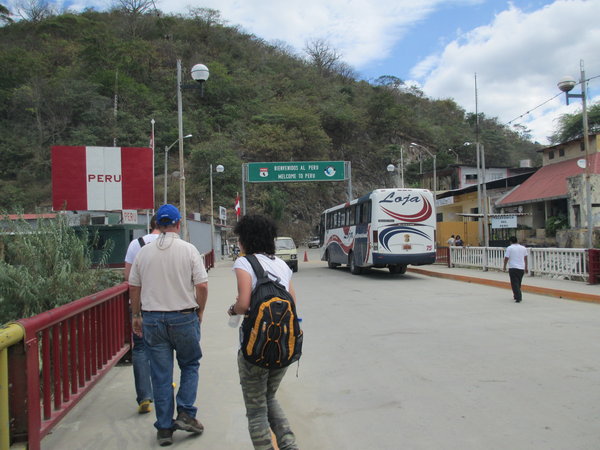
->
[142, 311, 202, 430]
[132, 330, 153, 404]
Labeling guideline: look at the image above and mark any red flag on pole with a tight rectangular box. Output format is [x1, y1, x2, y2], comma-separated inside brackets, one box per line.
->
[235, 194, 241, 219]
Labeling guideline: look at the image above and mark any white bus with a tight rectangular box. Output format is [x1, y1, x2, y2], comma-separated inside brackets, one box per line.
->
[319, 188, 436, 274]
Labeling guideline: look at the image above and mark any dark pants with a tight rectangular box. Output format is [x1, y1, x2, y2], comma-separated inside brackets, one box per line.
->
[509, 268, 525, 301]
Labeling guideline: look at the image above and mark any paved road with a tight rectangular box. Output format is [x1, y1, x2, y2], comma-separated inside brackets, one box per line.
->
[43, 249, 600, 449]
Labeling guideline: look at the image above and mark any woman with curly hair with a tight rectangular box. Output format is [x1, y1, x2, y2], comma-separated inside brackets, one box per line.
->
[227, 214, 299, 450]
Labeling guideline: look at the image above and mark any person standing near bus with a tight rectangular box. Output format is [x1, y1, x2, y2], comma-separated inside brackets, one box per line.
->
[447, 235, 455, 246]
[503, 236, 528, 303]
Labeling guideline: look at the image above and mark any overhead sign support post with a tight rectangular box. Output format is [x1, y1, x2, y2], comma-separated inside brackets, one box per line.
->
[241, 161, 351, 215]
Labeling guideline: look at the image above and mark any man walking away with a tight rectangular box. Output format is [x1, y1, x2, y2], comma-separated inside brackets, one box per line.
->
[503, 236, 528, 303]
[129, 204, 209, 446]
[124, 215, 160, 414]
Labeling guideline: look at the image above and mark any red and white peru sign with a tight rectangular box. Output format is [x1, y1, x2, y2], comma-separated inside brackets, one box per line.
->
[52, 146, 154, 211]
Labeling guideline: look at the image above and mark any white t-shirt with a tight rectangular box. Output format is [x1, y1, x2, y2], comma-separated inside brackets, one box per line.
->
[233, 254, 292, 290]
[124, 233, 160, 264]
[129, 233, 208, 311]
[505, 243, 528, 270]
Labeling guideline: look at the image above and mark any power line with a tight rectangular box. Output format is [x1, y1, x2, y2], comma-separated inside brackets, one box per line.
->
[506, 74, 600, 126]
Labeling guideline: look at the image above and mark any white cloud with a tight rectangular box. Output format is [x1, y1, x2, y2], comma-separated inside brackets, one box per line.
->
[415, 0, 600, 144]
[156, 0, 454, 66]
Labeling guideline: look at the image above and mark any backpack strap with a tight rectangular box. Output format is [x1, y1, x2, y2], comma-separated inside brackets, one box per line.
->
[245, 254, 288, 291]
[244, 254, 267, 280]
[137, 236, 146, 248]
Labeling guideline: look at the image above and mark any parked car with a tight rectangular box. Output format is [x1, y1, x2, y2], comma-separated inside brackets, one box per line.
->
[275, 237, 298, 272]
[307, 236, 320, 248]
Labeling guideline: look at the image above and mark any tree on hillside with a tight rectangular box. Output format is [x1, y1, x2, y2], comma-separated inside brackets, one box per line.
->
[0, 4, 13, 23]
[550, 102, 600, 144]
[113, 0, 156, 15]
[304, 38, 343, 76]
[14, 0, 54, 21]
[111, 0, 157, 37]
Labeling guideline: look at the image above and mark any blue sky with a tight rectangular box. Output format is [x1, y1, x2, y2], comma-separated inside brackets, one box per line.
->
[8, 0, 600, 144]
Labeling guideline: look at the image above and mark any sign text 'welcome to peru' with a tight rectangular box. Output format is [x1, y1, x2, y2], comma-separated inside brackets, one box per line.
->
[246, 161, 346, 183]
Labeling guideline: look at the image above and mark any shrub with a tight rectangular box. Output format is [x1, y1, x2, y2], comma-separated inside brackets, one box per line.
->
[0, 213, 118, 324]
[545, 214, 568, 237]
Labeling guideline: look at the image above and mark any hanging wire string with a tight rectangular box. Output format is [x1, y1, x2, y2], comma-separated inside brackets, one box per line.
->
[505, 74, 600, 126]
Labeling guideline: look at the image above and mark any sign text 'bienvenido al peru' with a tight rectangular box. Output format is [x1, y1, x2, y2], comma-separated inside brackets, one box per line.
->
[246, 161, 346, 183]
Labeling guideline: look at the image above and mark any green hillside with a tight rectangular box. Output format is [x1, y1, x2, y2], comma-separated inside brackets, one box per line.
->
[0, 7, 540, 238]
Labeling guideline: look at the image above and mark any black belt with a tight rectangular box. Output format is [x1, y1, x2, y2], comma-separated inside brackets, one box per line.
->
[142, 307, 198, 313]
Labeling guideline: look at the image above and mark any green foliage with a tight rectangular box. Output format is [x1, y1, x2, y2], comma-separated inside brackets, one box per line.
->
[545, 214, 568, 237]
[0, 8, 541, 226]
[0, 214, 118, 324]
[550, 103, 600, 144]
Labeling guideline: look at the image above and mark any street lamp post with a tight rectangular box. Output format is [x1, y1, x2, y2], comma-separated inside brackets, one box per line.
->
[464, 141, 488, 247]
[177, 59, 209, 241]
[558, 59, 593, 249]
[386, 145, 404, 187]
[210, 164, 225, 258]
[410, 142, 437, 195]
[164, 134, 192, 205]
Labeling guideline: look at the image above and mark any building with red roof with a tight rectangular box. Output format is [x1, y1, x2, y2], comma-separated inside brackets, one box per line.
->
[497, 133, 600, 234]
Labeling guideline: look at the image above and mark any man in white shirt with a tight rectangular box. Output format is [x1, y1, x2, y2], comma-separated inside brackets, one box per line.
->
[124, 215, 160, 414]
[503, 236, 528, 303]
[129, 204, 209, 446]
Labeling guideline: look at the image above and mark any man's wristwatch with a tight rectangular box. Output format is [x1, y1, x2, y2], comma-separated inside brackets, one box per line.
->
[132, 312, 142, 318]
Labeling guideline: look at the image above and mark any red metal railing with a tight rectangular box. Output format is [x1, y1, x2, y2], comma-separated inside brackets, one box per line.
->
[11, 283, 131, 450]
[6, 250, 214, 449]
[435, 246, 451, 267]
[204, 249, 215, 269]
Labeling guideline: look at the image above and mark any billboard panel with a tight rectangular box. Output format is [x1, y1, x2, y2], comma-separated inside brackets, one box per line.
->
[52, 146, 154, 211]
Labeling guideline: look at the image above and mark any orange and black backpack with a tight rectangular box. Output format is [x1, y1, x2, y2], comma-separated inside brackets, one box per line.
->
[240, 255, 303, 369]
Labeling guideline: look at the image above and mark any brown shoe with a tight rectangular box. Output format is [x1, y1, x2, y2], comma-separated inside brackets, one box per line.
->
[157, 428, 173, 446]
[174, 411, 204, 434]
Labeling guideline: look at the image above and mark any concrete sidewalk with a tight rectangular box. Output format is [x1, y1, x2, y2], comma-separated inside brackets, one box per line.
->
[409, 264, 600, 304]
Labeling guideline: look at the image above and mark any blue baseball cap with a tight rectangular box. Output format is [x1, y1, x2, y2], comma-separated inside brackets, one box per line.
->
[156, 204, 181, 225]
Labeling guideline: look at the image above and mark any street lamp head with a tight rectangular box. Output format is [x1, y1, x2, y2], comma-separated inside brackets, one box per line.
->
[184, 134, 193, 139]
[215, 164, 225, 173]
[191, 64, 209, 82]
[386, 164, 395, 173]
[557, 76, 576, 93]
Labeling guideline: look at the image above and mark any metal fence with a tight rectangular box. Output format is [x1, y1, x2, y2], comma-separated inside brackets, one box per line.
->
[1, 250, 214, 450]
[9, 283, 131, 450]
[449, 246, 588, 280]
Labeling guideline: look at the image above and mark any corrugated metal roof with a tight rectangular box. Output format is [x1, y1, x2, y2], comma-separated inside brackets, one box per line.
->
[498, 153, 600, 207]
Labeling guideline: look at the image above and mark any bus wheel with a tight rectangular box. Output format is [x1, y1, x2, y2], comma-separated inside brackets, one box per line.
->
[349, 252, 362, 275]
[389, 264, 407, 274]
[327, 251, 339, 269]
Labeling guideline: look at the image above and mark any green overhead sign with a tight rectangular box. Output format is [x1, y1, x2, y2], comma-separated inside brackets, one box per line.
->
[246, 161, 346, 183]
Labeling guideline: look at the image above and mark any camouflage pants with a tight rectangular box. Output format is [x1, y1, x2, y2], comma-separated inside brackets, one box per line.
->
[237, 351, 298, 450]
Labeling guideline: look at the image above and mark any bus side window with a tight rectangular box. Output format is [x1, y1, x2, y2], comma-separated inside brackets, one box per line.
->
[349, 206, 355, 226]
[361, 201, 371, 224]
